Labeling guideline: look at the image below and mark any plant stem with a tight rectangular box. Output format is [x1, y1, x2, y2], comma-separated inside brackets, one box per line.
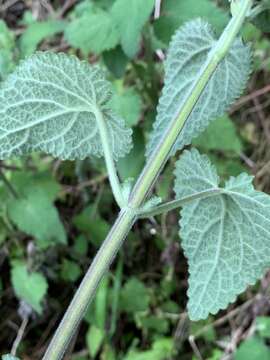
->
[43, 2, 253, 359]
[138, 189, 222, 218]
[43, 208, 136, 360]
[95, 109, 125, 208]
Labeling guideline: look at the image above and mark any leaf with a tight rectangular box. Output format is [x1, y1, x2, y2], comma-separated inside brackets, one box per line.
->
[251, 0, 270, 33]
[193, 115, 243, 154]
[110, 86, 143, 127]
[154, 0, 228, 45]
[123, 338, 174, 360]
[86, 325, 105, 358]
[174, 149, 270, 320]
[255, 316, 270, 338]
[11, 261, 48, 313]
[8, 187, 66, 249]
[120, 277, 150, 313]
[111, 0, 155, 57]
[64, 7, 119, 54]
[234, 337, 270, 360]
[0, 52, 132, 160]
[0, 20, 15, 79]
[103, 46, 129, 78]
[60, 259, 82, 282]
[146, 19, 251, 159]
[20, 20, 66, 57]
[73, 205, 110, 247]
[117, 128, 145, 181]
[0, 20, 15, 50]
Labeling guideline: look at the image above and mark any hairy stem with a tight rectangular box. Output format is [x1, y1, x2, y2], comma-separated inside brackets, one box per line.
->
[95, 109, 125, 207]
[43, 208, 136, 360]
[43, 1, 253, 359]
[138, 189, 222, 218]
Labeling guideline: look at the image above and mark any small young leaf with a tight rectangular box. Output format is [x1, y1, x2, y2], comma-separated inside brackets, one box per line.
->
[146, 19, 251, 158]
[0, 52, 132, 160]
[11, 261, 48, 314]
[174, 149, 270, 320]
[111, 0, 155, 57]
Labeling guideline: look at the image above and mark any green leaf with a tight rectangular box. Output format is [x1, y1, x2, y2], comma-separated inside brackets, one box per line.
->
[20, 20, 66, 57]
[193, 115, 243, 154]
[0, 20, 15, 79]
[8, 188, 66, 249]
[120, 277, 150, 313]
[60, 259, 82, 282]
[256, 316, 270, 338]
[86, 325, 105, 358]
[73, 205, 110, 247]
[154, 0, 228, 45]
[146, 19, 251, 158]
[11, 261, 48, 313]
[111, 0, 155, 57]
[174, 149, 270, 320]
[65, 7, 119, 54]
[111, 86, 143, 127]
[123, 338, 174, 360]
[117, 128, 145, 181]
[0, 52, 132, 160]
[251, 0, 270, 33]
[234, 337, 270, 360]
[0, 20, 15, 50]
[103, 46, 128, 78]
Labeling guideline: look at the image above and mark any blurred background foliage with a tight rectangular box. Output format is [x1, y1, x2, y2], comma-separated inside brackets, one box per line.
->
[1, 0, 270, 359]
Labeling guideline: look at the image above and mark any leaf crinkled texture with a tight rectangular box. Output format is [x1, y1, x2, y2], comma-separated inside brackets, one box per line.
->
[146, 19, 251, 158]
[175, 149, 270, 320]
[0, 52, 132, 160]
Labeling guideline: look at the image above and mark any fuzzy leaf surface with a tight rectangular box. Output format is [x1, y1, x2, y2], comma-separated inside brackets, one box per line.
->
[174, 149, 270, 320]
[146, 19, 251, 158]
[0, 52, 132, 160]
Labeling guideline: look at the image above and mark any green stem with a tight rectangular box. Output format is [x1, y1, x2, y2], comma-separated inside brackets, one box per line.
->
[43, 208, 136, 360]
[138, 189, 222, 218]
[95, 109, 125, 208]
[43, 2, 252, 359]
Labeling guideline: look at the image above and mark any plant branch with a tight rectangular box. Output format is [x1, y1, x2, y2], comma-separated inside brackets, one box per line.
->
[43, 2, 253, 359]
[138, 189, 222, 218]
[95, 109, 125, 208]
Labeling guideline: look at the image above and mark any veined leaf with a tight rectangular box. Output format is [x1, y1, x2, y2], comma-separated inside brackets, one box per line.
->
[174, 149, 270, 320]
[0, 52, 132, 160]
[146, 19, 251, 158]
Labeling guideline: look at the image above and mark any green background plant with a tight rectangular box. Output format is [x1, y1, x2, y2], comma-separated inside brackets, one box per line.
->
[1, 0, 270, 359]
